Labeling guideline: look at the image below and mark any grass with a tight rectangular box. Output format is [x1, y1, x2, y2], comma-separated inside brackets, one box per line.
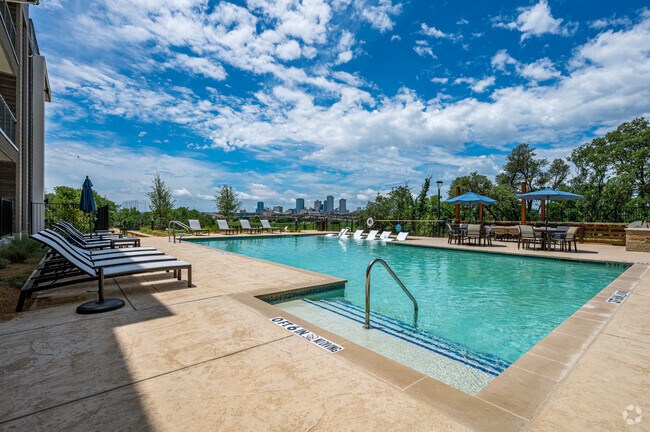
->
[0, 237, 47, 321]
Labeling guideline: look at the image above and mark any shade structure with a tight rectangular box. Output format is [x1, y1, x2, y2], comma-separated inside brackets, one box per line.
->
[445, 192, 496, 206]
[516, 188, 584, 225]
[79, 176, 97, 214]
[445, 192, 496, 221]
[76, 176, 125, 314]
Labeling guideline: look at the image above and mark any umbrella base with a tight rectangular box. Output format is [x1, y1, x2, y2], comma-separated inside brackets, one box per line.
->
[76, 298, 125, 314]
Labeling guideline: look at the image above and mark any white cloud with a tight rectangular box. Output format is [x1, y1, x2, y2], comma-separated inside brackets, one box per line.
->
[174, 188, 193, 197]
[390, 34, 401, 41]
[491, 50, 561, 82]
[171, 54, 228, 80]
[275, 40, 302, 61]
[414, 40, 435, 57]
[431, 77, 448, 84]
[421, 23, 449, 38]
[518, 58, 561, 81]
[457, 18, 468, 25]
[590, 16, 632, 29]
[357, 0, 403, 32]
[453, 76, 495, 93]
[138, 131, 147, 137]
[491, 49, 518, 72]
[334, 30, 355, 65]
[496, 0, 572, 41]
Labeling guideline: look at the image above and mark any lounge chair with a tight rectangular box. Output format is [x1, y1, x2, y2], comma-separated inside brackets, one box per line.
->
[384, 232, 409, 242]
[260, 220, 281, 232]
[326, 228, 349, 238]
[518, 225, 543, 249]
[365, 230, 379, 240]
[188, 219, 209, 235]
[60, 221, 123, 239]
[22, 233, 191, 313]
[240, 219, 261, 234]
[216, 219, 238, 235]
[43, 230, 159, 261]
[379, 231, 392, 240]
[352, 229, 364, 239]
[54, 223, 141, 249]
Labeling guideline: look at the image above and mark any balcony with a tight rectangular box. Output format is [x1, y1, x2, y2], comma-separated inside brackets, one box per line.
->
[0, 92, 15, 143]
[0, 0, 15, 75]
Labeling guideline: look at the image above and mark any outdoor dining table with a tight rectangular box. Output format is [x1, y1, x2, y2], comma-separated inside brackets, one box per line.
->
[533, 226, 557, 250]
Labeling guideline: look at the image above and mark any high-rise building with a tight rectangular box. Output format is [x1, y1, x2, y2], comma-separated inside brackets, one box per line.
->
[339, 198, 347, 213]
[314, 200, 321, 212]
[326, 195, 334, 213]
[296, 198, 304, 213]
[273, 206, 283, 213]
[0, 6, 50, 235]
[256, 202, 264, 213]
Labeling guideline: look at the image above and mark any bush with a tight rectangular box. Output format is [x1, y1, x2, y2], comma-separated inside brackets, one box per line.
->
[0, 257, 8, 269]
[0, 236, 42, 264]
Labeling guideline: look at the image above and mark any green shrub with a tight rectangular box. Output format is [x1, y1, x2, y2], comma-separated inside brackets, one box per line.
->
[0, 236, 42, 264]
[0, 257, 8, 269]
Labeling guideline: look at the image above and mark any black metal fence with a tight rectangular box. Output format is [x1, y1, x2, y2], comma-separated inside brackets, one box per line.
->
[41, 203, 110, 234]
[0, 197, 12, 236]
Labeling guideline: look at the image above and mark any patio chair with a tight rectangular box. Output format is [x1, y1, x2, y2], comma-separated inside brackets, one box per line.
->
[482, 225, 494, 246]
[562, 227, 579, 252]
[384, 232, 409, 242]
[240, 219, 261, 234]
[446, 223, 460, 244]
[54, 223, 141, 249]
[352, 229, 364, 239]
[21, 233, 191, 313]
[216, 219, 238, 235]
[518, 225, 543, 249]
[466, 224, 482, 245]
[365, 230, 379, 240]
[188, 219, 209, 235]
[260, 220, 281, 232]
[326, 228, 348, 237]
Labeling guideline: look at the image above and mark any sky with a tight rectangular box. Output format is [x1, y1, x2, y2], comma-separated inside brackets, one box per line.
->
[34, 0, 650, 211]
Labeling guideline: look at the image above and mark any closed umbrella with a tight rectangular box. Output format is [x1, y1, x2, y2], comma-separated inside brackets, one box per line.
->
[445, 192, 496, 221]
[516, 188, 584, 226]
[76, 176, 126, 314]
[79, 176, 97, 235]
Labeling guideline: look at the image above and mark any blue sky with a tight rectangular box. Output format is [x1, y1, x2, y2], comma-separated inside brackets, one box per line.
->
[35, 0, 650, 211]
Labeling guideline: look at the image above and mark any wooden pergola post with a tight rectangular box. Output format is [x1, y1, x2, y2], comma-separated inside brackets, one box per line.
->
[541, 200, 545, 221]
[479, 204, 483, 221]
[455, 187, 461, 221]
[521, 182, 526, 225]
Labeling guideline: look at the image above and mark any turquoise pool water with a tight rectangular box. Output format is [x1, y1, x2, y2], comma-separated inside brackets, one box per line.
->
[189, 235, 626, 365]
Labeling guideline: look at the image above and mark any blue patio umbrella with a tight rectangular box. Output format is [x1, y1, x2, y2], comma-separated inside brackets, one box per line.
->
[516, 188, 584, 225]
[79, 176, 97, 214]
[76, 176, 125, 314]
[445, 192, 496, 221]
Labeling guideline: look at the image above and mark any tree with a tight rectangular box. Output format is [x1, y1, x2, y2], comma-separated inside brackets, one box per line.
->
[147, 172, 174, 229]
[215, 184, 241, 221]
[547, 158, 571, 190]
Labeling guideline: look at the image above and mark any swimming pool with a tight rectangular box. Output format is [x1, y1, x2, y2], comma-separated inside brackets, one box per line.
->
[190, 235, 627, 393]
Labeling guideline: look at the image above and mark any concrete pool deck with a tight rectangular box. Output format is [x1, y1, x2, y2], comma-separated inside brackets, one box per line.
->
[0, 231, 648, 431]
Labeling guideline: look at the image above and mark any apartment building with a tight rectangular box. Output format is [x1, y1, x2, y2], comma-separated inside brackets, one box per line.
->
[0, 0, 49, 236]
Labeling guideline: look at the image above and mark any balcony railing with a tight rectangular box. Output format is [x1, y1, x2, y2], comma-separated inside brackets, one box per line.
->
[0, 93, 16, 143]
[0, 0, 15, 57]
[28, 18, 38, 55]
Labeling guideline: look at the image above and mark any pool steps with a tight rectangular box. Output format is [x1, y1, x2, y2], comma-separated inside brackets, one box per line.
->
[303, 298, 511, 376]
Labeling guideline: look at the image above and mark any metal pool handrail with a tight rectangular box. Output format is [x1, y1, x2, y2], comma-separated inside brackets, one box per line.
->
[365, 258, 418, 330]
[168, 220, 193, 243]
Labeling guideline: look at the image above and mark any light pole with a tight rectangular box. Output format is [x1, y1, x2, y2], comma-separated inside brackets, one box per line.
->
[436, 181, 443, 236]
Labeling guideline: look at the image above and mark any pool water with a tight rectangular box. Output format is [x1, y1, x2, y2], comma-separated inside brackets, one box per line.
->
[190, 235, 626, 391]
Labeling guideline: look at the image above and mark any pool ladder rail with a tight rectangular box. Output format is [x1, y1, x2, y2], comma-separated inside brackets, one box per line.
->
[168, 220, 195, 243]
[365, 258, 419, 330]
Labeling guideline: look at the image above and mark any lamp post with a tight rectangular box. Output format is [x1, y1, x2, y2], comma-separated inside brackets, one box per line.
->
[436, 181, 443, 236]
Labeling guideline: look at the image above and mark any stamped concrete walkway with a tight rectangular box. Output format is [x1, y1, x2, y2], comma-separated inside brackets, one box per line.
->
[0, 232, 648, 431]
